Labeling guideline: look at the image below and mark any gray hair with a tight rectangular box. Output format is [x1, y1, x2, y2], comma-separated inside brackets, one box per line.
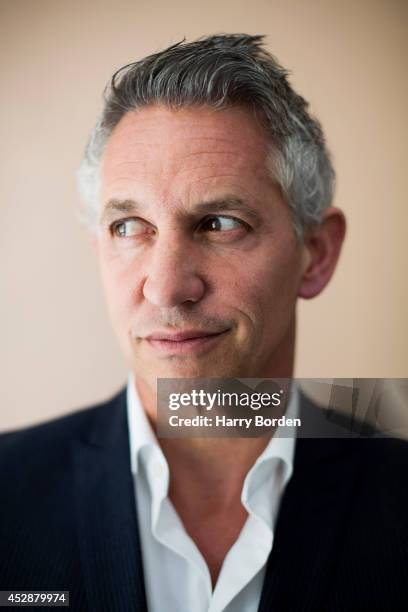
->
[78, 33, 335, 237]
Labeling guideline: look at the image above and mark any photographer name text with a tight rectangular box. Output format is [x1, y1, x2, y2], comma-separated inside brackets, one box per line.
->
[168, 415, 301, 428]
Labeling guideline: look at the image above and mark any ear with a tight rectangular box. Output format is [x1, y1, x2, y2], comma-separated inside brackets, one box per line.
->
[298, 207, 346, 299]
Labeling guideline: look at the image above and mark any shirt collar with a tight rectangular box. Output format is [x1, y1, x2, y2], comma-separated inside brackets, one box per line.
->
[126, 373, 162, 475]
[243, 385, 298, 494]
[241, 387, 298, 526]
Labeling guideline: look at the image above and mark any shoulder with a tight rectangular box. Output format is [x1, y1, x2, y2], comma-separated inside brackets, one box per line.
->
[0, 388, 126, 476]
[352, 435, 408, 495]
[297, 392, 408, 495]
[350, 435, 408, 503]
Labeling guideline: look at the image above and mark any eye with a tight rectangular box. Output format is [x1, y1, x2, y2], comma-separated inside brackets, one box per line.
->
[199, 215, 249, 233]
[110, 218, 152, 238]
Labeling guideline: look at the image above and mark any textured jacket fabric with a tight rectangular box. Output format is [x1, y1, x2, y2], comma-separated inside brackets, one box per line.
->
[0, 388, 407, 612]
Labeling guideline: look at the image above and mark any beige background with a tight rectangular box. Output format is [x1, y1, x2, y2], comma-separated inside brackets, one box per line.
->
[1, 0, 407, 431]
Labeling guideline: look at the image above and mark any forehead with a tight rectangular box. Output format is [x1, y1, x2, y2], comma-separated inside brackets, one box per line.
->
[100, 104, 273, 205]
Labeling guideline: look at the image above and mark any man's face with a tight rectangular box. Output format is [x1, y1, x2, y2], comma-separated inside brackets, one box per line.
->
[96, 105, 306, 389]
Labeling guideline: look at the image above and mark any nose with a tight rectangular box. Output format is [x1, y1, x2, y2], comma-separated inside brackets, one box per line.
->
[142, 233, 206, 308]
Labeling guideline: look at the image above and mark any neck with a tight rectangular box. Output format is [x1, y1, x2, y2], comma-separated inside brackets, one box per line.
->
[165, 436, 271, 505]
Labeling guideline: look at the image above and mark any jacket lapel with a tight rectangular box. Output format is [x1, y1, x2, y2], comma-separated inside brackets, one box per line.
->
[258, 397, 360, 612]
[71, 390, 147, 612]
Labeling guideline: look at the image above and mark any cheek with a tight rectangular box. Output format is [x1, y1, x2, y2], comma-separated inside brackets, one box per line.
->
[230, 246, 301, 326]
[98, 248, 138, 321]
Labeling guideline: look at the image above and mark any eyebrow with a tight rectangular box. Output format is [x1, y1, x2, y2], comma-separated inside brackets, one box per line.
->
[195, 197, 262, 223]
[100, 199, 143, 224]
[100, 196, 262, 225]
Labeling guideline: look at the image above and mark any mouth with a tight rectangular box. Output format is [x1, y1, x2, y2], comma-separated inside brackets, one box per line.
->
[143, 328, 231, 355]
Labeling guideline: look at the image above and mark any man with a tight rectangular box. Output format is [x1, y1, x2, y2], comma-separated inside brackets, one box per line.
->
[0, 34, 407, 611]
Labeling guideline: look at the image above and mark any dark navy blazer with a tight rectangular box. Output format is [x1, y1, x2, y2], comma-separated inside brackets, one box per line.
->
[0, 389, 407, 611]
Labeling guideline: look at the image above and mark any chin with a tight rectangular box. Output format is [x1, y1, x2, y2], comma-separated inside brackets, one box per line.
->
[138, 357, 240, 382]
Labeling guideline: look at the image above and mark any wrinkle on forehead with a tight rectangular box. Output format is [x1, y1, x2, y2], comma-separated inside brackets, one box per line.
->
[104, 104, 269, 160]
[100, 104, 275, 213]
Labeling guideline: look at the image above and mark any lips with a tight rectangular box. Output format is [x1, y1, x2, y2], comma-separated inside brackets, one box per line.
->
[145, 329, 227, 342]
[143, 328, 230, 355]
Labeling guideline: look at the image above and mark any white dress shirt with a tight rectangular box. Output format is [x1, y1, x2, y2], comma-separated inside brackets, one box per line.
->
[126, 376, 298, 612]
